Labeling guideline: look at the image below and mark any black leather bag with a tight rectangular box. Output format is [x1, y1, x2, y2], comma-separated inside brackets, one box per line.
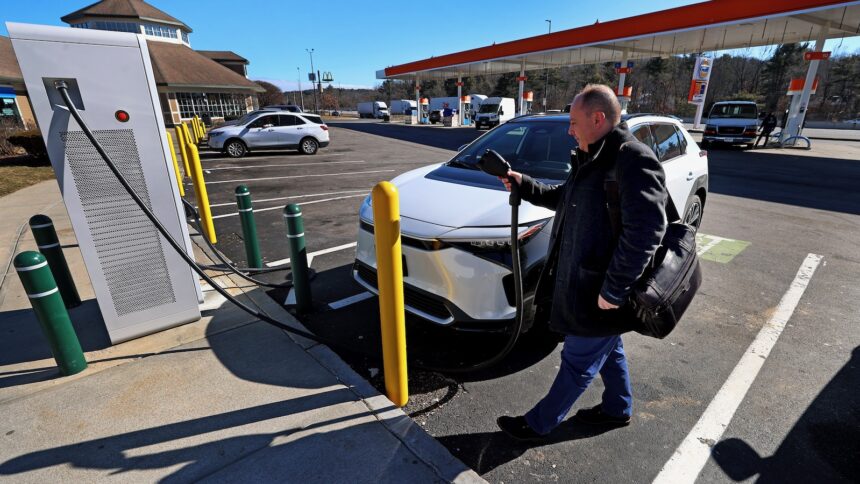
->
[605, 163, 702, 339]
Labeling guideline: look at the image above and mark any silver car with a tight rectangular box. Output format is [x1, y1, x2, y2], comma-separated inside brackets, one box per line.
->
[207, 111, 330, 157]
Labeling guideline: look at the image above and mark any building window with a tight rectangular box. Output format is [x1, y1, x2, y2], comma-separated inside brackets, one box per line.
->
[74, 21, 140, 33]
[176, 92, 249, 119]
[181, 31, 190, 44]
[144, 23, 178, 39]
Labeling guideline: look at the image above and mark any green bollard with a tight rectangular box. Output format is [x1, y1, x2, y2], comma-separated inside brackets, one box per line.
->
[235, 185, 263, 268]
[29, 214, 81, 308]
[283, 204, 312, 314]
[14, 251, 87, 376]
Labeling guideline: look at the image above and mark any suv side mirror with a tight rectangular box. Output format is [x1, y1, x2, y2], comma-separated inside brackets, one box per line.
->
[499, 109, 504, 116]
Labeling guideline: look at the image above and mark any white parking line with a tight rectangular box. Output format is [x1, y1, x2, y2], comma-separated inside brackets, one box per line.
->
[266, 242, 357, 268]
[696, 238, 723, 256]
[204, 169, 394, 185]
[211, 195, 364, 219]
[208, 189, 368, 208]
[204, 160, 365, 171]
[652, 253, 823, 484]
[328, 291, 374, 310]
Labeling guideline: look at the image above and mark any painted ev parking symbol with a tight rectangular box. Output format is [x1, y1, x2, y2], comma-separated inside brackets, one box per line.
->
[696, 233, 750, 263]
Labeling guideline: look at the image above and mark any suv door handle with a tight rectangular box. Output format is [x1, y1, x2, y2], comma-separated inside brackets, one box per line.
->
[686, 172, 694, 181]
[296, 127, 303, 130]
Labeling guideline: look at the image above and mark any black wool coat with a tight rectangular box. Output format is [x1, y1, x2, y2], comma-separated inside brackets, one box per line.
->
[520, 122, 668, 337]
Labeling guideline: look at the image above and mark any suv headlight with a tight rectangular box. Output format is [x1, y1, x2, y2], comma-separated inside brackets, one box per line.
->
[445, 219, 549, 267]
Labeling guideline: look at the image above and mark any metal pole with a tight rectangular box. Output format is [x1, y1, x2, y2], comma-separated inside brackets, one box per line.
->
[29, 215, 81, 308]
[307, 49, 319, 114]
[518, 60, 526, 116]
[457, 76, 463, 125]
[618, 49, 630, 114]
[544, 19, 551, 111]
[784, 23, 829, 141]
[283, 204, 312, 313]
[165, 131, 185, 195]
[371, 181, 408, 407]
[175, 126, 191, 177]
[186, 141, 217, 244]
[14, 251, 87, 376]
[235, 185, 263, 268]
[297, 66, 305, 112]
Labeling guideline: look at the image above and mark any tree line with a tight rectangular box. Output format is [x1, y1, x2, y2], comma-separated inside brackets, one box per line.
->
[258, 44, 859, 121]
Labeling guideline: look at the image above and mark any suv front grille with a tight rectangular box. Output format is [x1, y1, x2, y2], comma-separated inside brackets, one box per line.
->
[718, 126, 744, 135]
[355, 262, 451, 320]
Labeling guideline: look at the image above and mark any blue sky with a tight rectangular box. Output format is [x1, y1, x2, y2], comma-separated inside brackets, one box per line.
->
[3, 1, 859, 91]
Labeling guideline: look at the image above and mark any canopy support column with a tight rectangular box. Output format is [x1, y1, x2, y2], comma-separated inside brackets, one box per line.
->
[783, 23, 829, 142]
[518, 61, 526, 116]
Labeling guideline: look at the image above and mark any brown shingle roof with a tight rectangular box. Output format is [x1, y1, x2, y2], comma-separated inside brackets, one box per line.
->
[62, 0, 191, 32]
[0, 36, 23, 83]
[147, 42, 263, 92]
[196, 50, 249, 64]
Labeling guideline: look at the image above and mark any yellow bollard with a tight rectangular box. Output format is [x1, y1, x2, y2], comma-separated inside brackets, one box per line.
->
[187, 143, 217, 244]
[165, 131, 185, 196]
[196, 116, 205, 139]
[192, 116, 200, 139]
[187, 121, 199, 145]
[372, 181, 408, 407]
[175, 126, 191, 177]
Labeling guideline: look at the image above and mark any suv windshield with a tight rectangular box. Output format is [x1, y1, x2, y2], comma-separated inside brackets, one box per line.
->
[709, 103, 757, 119]
[479, 104, 499, 114]
[449, 121, 574, 181]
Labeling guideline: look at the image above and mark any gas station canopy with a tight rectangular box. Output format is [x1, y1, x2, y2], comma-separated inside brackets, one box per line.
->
[377, 0, 860, 80]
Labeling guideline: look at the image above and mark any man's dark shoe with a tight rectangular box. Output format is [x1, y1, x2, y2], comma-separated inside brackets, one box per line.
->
[497, 415, 544, 441]
[572, 404, 631, 426]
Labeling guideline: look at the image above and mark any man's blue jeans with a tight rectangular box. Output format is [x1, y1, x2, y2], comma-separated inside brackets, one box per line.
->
[525, 334, 633, 435]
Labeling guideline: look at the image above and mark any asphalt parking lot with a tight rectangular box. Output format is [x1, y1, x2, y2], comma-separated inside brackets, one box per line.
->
[189, 119, 859, 483]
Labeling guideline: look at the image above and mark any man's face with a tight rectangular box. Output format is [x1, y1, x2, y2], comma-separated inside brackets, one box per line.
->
[568, 97, 607, 152]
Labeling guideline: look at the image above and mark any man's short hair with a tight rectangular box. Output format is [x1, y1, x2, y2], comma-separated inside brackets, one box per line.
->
[574, 84, 621, 124]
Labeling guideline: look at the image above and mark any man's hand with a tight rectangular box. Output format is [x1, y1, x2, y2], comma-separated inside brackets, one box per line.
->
[498, 170, 523, 191]
[598, 295, 619, 310]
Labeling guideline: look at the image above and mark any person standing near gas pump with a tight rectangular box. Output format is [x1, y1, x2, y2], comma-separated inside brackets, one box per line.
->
[755, 112, 777, 148]
[496, 84, 668, 440]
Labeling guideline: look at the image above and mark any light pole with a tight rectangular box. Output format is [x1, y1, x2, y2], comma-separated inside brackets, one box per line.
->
[306, 48, 319, 113]
[544, 19, 552, 111]
[297, 66, 305, 111]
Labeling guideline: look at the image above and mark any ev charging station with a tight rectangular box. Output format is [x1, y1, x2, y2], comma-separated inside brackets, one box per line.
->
[8, 23, 202, 343]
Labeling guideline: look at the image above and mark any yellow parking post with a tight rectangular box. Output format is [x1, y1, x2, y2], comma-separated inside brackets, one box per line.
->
[175, 126, 191, 177]
[195, 116, 205, 139]
[165, 131, 185, 196]
[372, 181, 408, 407]
[187, 143, 216, 244]
[192, 116, 200, 139]
[186, 121, 199, 145]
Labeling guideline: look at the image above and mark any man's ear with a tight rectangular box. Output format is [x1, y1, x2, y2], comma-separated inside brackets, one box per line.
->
[593, 111, 606, 126]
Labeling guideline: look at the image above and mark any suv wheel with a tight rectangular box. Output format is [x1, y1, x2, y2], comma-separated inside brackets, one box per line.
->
[300, 137, 319, 155]
[684, 194, 704, 231]
[225, 140, 247, 158]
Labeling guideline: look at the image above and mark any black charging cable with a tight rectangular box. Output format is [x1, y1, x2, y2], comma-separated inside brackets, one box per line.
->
[56, 81, 528, 374]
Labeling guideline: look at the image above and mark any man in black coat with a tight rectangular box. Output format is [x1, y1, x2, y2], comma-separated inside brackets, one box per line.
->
[755, 112, 778, 148]
[497, 84, 668, 440]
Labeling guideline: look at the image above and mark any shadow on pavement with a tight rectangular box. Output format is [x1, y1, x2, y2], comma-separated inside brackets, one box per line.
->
[437, 420, 621, 475]
[0, 300, 111, 369]
[708, 150, 860, 215]
[328, 121, 483, 152]
[711, 346, 859, 482]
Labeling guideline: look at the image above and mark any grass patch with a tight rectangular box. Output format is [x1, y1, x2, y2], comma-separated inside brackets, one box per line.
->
[0, 156, 55, 198]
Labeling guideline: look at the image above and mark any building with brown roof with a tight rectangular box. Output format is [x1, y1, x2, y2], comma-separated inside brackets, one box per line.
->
[1, 0, 263, 129]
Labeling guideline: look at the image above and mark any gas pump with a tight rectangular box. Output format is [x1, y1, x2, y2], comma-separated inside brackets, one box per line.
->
[419, 97, 430, 124]
[460, 95, 472, 126]
[522, 91, 534, 115]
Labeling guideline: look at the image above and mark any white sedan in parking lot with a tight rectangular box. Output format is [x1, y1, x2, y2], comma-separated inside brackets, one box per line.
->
[207, 111, 330, 157]
[353, 114, 709, 333]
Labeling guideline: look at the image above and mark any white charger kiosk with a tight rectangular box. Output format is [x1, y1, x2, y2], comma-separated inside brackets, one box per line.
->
[8, 22, 202, 343]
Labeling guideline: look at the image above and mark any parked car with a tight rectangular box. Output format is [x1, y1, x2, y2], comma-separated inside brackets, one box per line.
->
[263, 104, 303, 113]
[207, 111, 329, 157]
[428, 110, 443, 124]
[353, 114, 708, 332]
[702, 101, 760, 148]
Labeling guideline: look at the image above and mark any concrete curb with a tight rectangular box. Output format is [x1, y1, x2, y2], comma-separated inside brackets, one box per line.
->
[192, 235, 486, 483]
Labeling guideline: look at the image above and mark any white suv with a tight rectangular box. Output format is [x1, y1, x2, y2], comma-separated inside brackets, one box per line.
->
[353, 114, 708, 332]
[207, 111, 330, 157]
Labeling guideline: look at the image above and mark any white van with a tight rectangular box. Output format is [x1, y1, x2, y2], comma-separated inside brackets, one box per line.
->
[474, 97, 515, 130]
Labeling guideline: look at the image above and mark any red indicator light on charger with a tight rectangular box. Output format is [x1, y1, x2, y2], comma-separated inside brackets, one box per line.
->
[115, 110, 130, 122]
